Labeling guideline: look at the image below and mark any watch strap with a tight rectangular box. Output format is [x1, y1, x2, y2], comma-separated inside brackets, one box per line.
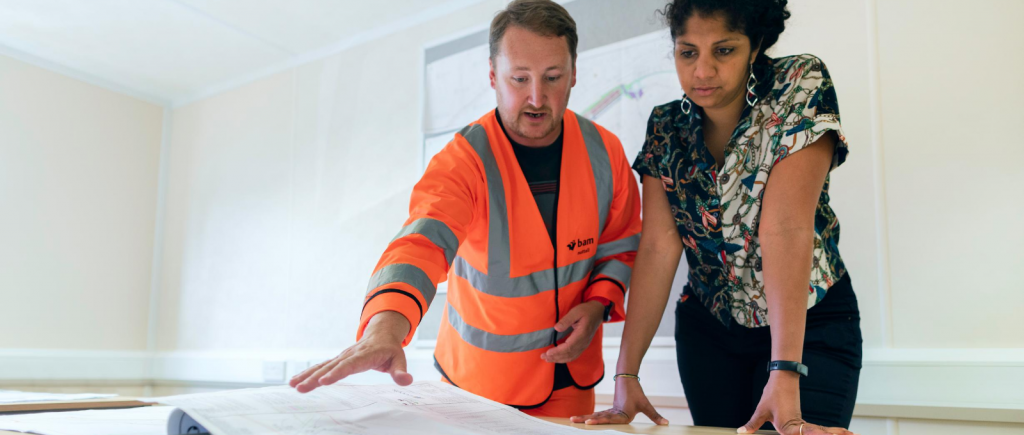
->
[768, 360, 809, 377]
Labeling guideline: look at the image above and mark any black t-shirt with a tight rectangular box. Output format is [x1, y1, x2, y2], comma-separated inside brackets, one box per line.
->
[495, 110, 562, 245]
[495, 110, 576, 392]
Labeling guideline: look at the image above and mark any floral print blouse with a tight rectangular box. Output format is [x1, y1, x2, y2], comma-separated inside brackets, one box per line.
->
[632, 54, 849, 328]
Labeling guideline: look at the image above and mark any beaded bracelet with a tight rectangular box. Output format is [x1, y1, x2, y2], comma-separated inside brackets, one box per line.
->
[613, 373, 640, 381]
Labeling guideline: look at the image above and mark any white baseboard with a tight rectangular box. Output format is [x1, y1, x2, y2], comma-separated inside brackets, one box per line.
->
[2, 346, 1021, 423]
[149, 348, 442, 386]
[0, 349, 151, 381]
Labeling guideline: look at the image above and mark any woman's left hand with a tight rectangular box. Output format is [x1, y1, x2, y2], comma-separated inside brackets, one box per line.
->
[738, 371, 858, 435]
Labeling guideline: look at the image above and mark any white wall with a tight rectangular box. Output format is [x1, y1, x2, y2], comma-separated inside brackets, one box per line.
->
[158, 0, 1024, 350]
[877, 0, 1024, 349]
[2, 0, 1019, 433]
[155, 0, 512, 352]
[150, 1, 1024, 432]
[155, 0, 1024, 397]
[0, 54, 164, 351]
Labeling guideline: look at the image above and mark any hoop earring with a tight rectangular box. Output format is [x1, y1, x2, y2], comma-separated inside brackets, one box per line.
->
[746, 66, 758, 107]
[680, 95, 692, 115]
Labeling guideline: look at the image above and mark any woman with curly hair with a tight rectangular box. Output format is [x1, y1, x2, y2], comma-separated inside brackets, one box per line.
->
[572, 1, 862, 434]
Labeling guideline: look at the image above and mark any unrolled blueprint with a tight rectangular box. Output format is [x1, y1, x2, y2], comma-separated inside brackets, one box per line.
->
[149, 381, 626, 435]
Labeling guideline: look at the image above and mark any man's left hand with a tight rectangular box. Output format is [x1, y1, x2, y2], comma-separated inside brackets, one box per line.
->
[540, 300, 605, 363]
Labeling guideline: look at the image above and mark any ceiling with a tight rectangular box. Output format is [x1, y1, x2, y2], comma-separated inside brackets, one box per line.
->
[0, 0, 483, 106]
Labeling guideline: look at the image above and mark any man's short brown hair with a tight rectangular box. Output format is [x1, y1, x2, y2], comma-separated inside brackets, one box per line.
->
[489, 0, 578, 62]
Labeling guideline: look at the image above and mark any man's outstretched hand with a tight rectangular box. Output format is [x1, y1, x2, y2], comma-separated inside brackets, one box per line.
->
[289, 311, 412, 393]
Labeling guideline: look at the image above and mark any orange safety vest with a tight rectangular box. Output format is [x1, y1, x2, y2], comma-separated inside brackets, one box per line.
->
[358, 109, 641, 408]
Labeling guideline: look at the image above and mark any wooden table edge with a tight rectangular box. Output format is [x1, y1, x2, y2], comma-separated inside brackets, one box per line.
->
[0, 397, 153, 415]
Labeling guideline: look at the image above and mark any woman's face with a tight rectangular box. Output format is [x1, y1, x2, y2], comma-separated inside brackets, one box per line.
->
[674, 13, 758, 112]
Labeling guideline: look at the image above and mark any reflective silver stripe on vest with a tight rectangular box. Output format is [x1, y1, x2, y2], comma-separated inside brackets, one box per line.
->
[446, 303, 571, 353]
[451, 255, 595, 298]
[577, 116, 613, 233]
[366, 263, 436, 306]
[445, 116, 616, 352]
[458, 124, 513, 281]
[391, 218, 459, 266]
[594, 233, 640, 259]
[591, 259, 632, 286]
[452, 116, 616, 298]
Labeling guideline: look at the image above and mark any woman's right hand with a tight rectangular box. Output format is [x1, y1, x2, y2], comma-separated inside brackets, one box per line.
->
[569, 377, 669, 425]
[573, 176, 680, 426]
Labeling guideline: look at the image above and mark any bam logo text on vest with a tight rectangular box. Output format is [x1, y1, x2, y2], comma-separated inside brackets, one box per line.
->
[567, 237, 594, 254]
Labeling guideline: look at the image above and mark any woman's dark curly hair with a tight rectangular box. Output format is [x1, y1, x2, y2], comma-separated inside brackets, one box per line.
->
[660, 0, 790, 59]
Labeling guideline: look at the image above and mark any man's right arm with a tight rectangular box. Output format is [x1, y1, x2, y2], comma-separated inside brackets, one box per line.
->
[290, 310, 411, 391]
[289, 133, 480, 392]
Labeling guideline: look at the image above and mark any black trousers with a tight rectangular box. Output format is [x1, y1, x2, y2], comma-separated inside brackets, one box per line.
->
[675, 273, 862, 430]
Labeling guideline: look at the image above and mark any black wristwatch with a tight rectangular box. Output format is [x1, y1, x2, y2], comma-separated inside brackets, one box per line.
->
[603, 302, 614, 322]
[768, 360, 809, 377]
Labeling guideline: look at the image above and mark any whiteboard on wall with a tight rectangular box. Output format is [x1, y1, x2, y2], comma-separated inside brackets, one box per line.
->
[424, 29, 679, 166]
[418, 0, 686, 342]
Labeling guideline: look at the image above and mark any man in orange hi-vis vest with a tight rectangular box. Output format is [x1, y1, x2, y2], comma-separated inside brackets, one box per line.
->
[290, 0, 642, 418]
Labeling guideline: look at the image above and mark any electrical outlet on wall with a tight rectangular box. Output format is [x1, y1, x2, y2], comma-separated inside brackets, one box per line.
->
[262, 361, 286, 383]
[286, 360, 311, 379]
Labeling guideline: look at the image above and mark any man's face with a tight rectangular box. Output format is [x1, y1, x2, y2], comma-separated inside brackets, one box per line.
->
[490, 25, 576, 147]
